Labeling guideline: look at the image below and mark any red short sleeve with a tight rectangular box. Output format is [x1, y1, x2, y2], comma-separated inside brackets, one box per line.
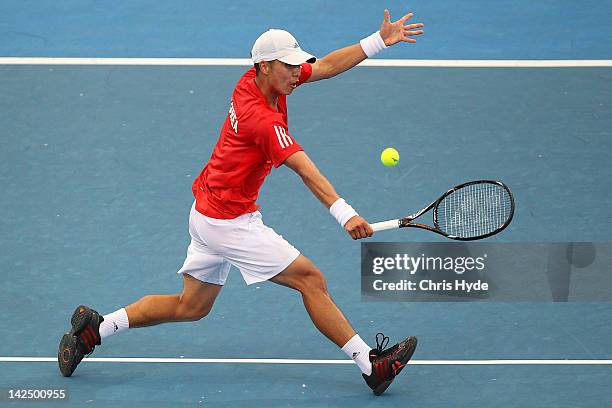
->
[297, 63, 313, 86]
[256, 120, 303, 167]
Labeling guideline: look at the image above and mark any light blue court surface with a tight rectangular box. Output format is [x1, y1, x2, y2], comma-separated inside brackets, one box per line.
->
[1, 1, 612, 407]
[1, 0, 612, 59]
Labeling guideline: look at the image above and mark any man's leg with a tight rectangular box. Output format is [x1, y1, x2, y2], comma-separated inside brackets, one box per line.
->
[124, 273, 222, 327]
[270, 254, 417, 396]
[59, 274, 222, 377]
[270, 254, 374, 375]
[270, 254, 355, 347]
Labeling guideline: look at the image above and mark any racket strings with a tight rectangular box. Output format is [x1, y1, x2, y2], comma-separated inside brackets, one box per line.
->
[436, 183, 512, 238]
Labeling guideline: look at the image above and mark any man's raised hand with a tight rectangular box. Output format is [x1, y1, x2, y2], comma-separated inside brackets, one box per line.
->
[379, 9, 424, 46]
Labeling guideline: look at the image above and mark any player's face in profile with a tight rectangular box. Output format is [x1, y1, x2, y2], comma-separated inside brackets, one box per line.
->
[269, 60, 301, 95]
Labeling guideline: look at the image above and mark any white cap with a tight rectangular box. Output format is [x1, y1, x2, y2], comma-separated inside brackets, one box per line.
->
[251, 29, 316, 65]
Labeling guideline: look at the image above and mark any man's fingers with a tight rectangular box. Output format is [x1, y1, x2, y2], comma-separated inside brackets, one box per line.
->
[346, 218, 373, 239]
[404, 30, 424, 36]
[360, 224, 373, 239]
[384, 9, 391, 23]
[359, 226, 368, 238]
[349, 226, 369, 239]
[404, 23, 424, 30]
[399, 12, 414, 23]
[353, 227, 364, 239]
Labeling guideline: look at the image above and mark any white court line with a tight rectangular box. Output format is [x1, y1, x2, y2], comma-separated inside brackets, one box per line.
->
[1, 357, 611, 365]
[0, 57, 611, 67]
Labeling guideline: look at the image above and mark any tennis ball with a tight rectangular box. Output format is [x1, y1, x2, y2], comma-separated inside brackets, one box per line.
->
[380, 147, 400, 166]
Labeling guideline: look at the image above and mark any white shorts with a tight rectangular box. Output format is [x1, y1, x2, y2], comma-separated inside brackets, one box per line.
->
[177, 202, 300, 285]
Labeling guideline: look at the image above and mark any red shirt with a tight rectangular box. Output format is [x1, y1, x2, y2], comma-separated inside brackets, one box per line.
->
[193, 63, 313, 219]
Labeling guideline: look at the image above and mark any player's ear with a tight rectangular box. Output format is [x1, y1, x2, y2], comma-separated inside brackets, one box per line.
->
[259, 60, 271, 75]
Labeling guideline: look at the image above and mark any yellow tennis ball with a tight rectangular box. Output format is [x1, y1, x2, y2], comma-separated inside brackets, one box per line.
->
[380, 147, 400, 166]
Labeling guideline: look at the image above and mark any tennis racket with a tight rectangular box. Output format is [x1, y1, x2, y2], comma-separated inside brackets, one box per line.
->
[371, 180, 515, 240]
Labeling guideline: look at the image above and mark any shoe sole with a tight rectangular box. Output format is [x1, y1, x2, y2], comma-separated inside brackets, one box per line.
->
[58, 332, 78, 377]
[373, 380, 393, 396]
[57, 306, 96, 377]
[374, 337, 418, 396]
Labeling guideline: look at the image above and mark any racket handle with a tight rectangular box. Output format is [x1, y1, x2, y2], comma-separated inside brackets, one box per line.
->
[371, 219, 400, 232]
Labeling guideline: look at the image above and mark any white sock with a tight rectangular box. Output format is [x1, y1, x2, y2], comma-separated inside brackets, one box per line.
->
[99, 308, 130, 340]
[341, 334, 372, 376]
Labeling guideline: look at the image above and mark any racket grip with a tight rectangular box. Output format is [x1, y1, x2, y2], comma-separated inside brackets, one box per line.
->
[371, 219, 400, 232]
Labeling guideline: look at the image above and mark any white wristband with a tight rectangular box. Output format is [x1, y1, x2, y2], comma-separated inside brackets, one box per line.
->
[330, 198, 359, 228]
[359, 31, 387, 58]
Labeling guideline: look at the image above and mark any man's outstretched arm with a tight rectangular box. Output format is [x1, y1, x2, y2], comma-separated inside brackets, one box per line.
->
[284, 151, 372, 240]
[307, 9, 424, 82]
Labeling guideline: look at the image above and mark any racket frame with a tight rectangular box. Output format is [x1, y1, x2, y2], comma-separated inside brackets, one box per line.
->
[372, 180, 515, 240]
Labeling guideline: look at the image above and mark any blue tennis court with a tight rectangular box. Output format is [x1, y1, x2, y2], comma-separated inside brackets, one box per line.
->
[1, 1, 611, 407]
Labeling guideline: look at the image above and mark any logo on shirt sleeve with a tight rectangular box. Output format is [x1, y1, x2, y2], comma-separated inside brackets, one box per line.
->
[229, 100, 238, 134]
[274, 125, 294, 149]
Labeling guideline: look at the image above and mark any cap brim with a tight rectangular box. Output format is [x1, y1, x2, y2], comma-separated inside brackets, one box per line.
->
[277, 50, 316, 65]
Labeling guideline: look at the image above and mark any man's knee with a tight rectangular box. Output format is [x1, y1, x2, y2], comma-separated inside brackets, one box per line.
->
[177, 296, 214, 321]
[273, 256, 329, 295]
[297, 265, 328, 295]
[177, 275, 222, 321]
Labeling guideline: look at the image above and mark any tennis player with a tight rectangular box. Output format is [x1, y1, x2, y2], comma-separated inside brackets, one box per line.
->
[58, 10, 424, 396]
